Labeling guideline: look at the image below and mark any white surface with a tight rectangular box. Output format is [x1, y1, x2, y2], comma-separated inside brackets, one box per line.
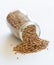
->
[0, 0, 54, 65]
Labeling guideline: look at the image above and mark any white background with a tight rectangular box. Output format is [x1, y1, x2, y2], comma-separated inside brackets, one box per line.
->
[0, 0, 54, 65]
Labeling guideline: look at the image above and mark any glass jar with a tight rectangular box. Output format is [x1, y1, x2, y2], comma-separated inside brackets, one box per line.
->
[7, 10, 41, 41]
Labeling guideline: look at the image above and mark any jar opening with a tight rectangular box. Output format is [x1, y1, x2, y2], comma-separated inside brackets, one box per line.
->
[19, 21, 41, 41]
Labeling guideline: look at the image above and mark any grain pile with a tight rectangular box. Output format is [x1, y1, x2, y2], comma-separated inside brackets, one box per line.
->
[13, 25, 48, 53]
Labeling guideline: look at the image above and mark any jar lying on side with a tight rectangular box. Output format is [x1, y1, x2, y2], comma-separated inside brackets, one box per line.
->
[7, 10, 41, 41]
